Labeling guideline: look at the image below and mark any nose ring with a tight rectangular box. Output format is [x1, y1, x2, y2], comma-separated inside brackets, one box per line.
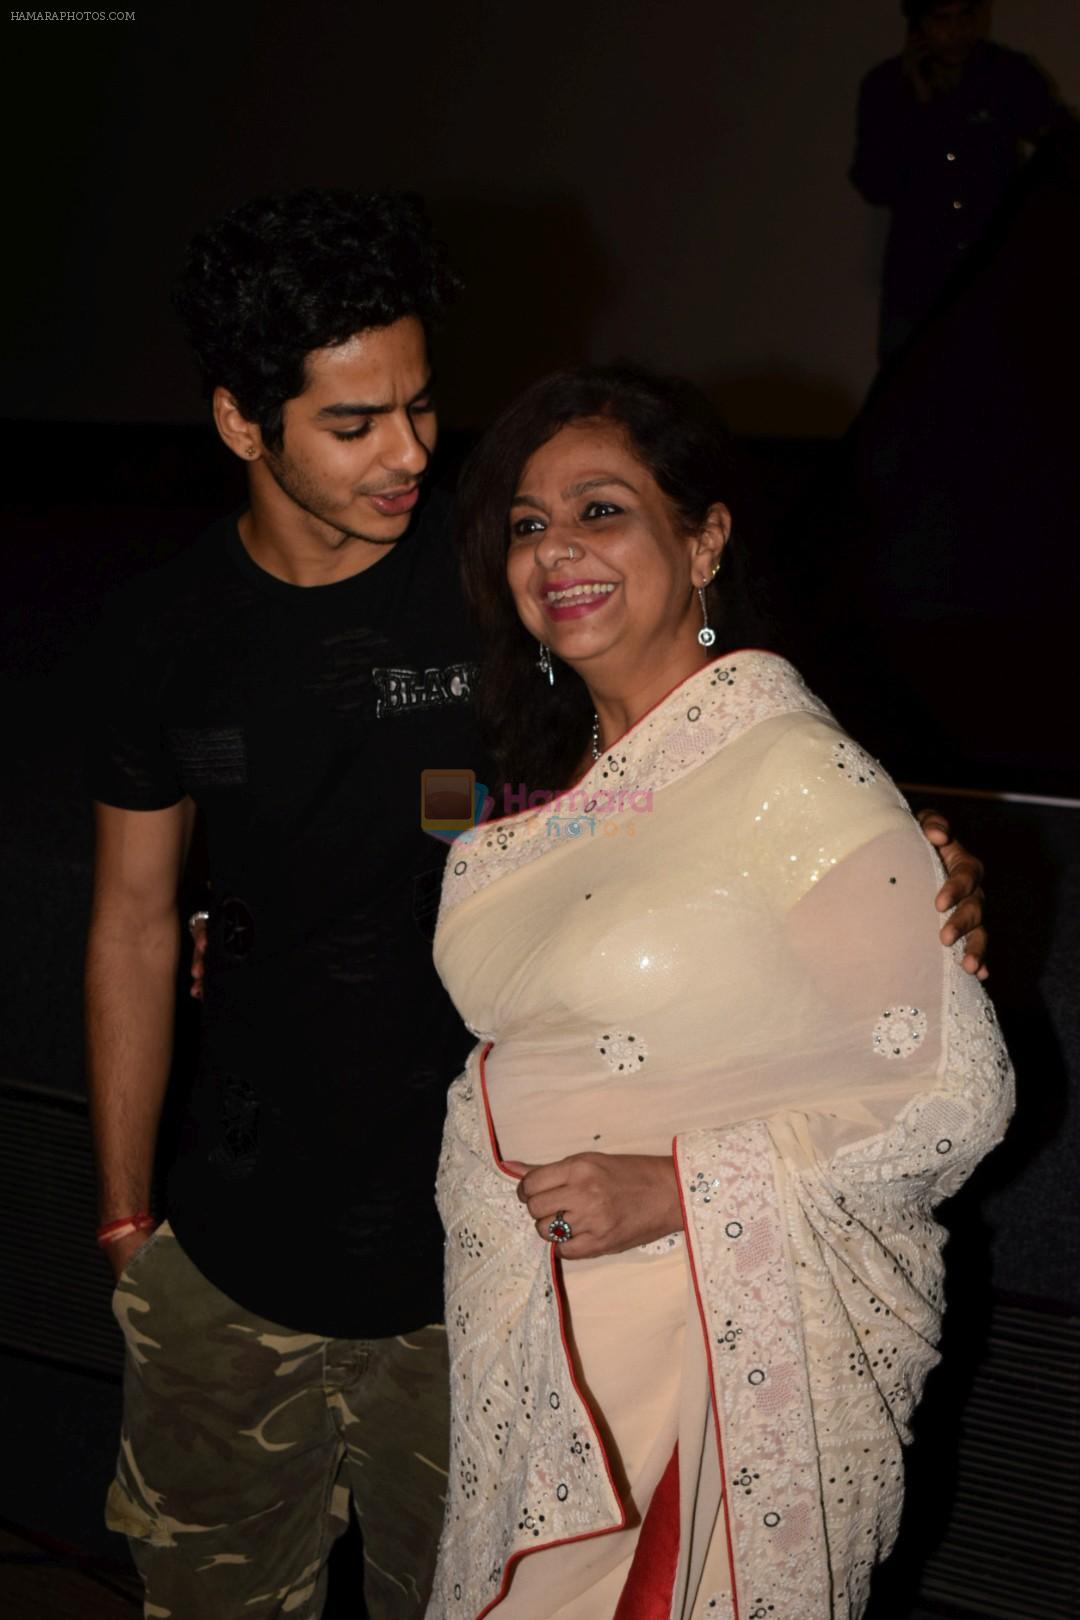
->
[565, 543, 577, 561]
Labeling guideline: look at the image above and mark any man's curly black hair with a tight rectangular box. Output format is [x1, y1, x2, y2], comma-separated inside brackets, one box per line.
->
[174, 189, 460, 447]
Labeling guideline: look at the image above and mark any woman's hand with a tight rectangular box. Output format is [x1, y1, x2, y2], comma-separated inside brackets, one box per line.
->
[506, 1152, 683, 1261]
[916, 809, 989, 979]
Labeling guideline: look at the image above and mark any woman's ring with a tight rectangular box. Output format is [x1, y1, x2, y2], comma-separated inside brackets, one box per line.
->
[547, 1212, 573, 1244]
[188, 910, 210, 938]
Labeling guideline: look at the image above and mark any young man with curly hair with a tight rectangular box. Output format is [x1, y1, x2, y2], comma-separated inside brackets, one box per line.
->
[84, 188, 988, 1619]
[85, 190, 480, 1620]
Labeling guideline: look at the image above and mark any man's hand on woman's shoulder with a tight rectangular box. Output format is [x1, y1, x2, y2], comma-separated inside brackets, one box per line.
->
[917, 809, 988, 980]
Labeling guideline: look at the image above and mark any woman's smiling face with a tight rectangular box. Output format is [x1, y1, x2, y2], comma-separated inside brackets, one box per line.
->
[505, 418, 728, 678]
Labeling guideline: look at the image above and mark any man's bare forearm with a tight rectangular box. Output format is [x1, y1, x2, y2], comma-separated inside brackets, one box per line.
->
[86, 914, 180, 1221]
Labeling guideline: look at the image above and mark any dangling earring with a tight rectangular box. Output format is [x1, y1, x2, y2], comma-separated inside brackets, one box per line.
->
[697, 559, 721, 648]
[537, 643, 555, 685]
[697, 588, 716, 648]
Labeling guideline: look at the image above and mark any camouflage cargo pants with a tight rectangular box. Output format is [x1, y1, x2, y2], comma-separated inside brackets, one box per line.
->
[107, 1223, 449, 1620]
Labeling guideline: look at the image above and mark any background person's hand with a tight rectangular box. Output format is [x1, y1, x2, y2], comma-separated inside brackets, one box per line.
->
[505, 1152, 683, 1260]
[917, 808, 989, 979]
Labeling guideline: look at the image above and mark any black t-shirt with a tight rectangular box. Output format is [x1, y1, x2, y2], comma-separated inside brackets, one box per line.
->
[87, 488, 483, 1336]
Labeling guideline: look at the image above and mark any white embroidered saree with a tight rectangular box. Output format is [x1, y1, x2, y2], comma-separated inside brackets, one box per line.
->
[427, 653, 1013, 1620]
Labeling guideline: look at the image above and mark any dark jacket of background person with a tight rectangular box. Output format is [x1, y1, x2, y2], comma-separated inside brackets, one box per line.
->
[802, 122, 1080, 799]
[851, 40, 1060, 357]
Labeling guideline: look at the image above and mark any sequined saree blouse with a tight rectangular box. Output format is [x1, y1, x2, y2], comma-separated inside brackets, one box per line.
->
[427, 653, 1013, 1620]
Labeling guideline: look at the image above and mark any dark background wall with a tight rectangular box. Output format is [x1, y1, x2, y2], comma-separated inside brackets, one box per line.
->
[4, 0, 1078, 434]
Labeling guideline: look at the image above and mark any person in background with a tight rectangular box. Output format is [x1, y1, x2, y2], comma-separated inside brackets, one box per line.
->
[851, 0, 1064, 360]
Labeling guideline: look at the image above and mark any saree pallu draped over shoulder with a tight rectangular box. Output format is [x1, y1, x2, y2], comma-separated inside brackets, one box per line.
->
[427, 653, 1013, 1620]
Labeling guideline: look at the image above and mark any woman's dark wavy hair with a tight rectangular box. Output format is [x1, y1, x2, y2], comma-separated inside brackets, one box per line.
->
[173, 189, 460, 447]
[457, 364, 775, 794]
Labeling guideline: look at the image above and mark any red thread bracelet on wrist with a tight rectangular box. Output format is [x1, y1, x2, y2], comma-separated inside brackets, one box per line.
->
[97, 1213, 153, 1235]
[96, 1212, 156, 1247]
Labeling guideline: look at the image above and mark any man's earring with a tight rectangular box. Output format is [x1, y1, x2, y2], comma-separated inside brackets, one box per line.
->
[537, 643, 555, 685]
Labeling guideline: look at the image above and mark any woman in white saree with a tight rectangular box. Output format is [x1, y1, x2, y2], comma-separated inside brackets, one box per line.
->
[426, 368, 1012, 1620]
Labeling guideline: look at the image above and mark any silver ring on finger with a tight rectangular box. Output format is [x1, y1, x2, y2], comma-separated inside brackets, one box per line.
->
[547, 1212, 573, 1244]
[187, 909, 210, 938]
